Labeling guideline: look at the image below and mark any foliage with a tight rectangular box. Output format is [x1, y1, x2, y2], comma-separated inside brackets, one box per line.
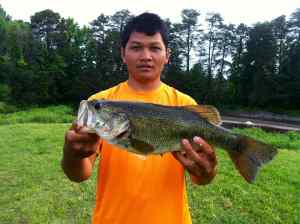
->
[0, 4, 300, 109]
[0, 101, 18, 113]
[239, 22, 277, 107]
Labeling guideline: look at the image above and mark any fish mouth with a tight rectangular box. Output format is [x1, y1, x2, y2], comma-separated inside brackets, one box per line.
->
[113, 121, 131, 140]
[115, 128, 130, 139]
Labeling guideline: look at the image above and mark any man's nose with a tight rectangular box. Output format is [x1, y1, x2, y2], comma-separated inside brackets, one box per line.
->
[140, 49, 152, 61]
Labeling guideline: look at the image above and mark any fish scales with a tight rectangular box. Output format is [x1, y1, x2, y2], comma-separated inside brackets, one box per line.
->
[112, 102, 214, 151]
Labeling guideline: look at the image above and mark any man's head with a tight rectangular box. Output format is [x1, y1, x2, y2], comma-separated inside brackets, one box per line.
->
[121, 13, 170, 85]
[121, 12, 169, 49]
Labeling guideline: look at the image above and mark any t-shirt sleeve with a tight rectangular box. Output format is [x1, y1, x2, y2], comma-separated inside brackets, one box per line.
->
[88, 89, 110, 100]
[176, 90, 198, 106]
[182, 95, 197, 106]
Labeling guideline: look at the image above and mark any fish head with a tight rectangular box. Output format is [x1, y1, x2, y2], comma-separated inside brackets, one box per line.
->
[87, 100, 131, 142]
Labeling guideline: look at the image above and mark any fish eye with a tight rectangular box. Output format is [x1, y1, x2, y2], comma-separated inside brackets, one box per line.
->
[94, 102, 101, 110]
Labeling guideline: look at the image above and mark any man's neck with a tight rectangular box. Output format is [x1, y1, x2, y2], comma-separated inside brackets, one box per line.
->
[127, 78, 162, 92]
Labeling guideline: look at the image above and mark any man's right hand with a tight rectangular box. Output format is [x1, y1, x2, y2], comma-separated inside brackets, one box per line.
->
[64, 122, 100, 159]
[62, 121, 100, 182]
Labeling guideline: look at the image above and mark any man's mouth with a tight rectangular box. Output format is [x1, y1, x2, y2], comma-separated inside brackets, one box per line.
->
[137, 65, 153, 70]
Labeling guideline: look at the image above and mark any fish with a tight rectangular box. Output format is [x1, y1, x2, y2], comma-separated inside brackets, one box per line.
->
[77, 99, 278, 183]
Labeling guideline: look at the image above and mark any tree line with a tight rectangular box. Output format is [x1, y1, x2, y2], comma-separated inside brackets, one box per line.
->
[0, 5, 299, 109]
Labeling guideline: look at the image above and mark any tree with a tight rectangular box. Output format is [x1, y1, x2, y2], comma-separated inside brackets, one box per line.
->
[164, 19, 184, 82]
[90, 14, 110, 74]
[110, 10, 133, 33]
[288, 8, 300, 42]
[91, 14, 109, 42]
[279, 8, 300, 108]
[215, 24, 236, 79]
[0, 6, 8, 56]
[6, 21, 31, 64]
[29, 10, 71, 104]
[1, 4, 299, 109]
[0, 4, 11, 21]
[109, 10, 133, 83]
[90, 13, 129, 91]
[204, 13, 224, 78]
[30, 9, 61, 51]
[240, 22, 277, 106]
[272, 15, 289, 76]
[283, 43, 300, 107]
[0, 5, 9, 89]
[201, 13, 224, 103]
[180, 9, 200, 72]
[229, 23, 249, 104]
[0, 18, 10, 101]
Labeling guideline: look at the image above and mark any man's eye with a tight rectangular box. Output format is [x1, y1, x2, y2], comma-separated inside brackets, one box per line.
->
[131, 46, 141, 50]
[151, 46, 162, 51]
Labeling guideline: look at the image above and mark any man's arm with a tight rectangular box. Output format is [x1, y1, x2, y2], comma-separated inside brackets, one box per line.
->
[61, 122, 100, 182]
[172, 136, 217, 185]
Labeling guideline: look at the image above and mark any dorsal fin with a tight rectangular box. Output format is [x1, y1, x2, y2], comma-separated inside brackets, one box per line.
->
[184, 105, 222, 125]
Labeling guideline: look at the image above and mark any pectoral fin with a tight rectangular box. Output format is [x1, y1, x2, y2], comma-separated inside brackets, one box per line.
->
[129, 138, 155, 155]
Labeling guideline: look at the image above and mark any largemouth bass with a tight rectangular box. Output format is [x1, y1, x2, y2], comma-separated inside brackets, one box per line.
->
[77, 99, 277, 183]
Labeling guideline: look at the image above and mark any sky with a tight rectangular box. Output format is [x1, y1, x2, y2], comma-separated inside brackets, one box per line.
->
[0, 0, 299, 26]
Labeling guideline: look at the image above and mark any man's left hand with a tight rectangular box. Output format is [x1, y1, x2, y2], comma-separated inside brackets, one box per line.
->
[172, 136, 217, 185]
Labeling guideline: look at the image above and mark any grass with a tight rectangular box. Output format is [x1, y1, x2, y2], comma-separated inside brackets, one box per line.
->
[0, 123, 97, 224]
[0, 105, 74, 125]
[0, 106, 299, 223]
[188, 149, 300, 224]
[233, 128, 300, 150]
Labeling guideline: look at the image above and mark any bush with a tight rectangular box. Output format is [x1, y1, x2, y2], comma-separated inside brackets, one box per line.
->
[0, 101, 18, 113]
[0, 84, 11, 101]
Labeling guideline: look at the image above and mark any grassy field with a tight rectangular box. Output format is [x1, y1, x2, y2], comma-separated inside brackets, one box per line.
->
[0, 106, 300, 223]
[0, 105, 74, 125]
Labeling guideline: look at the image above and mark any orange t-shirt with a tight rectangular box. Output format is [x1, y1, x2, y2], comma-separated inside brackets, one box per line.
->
[89, 81, 197, 224]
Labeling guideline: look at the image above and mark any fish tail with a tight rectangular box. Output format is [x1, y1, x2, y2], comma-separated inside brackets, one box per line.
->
[228, 136, 277, 183]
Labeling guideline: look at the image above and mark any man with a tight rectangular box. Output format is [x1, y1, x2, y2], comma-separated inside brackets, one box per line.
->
[62, 13, 217, 224]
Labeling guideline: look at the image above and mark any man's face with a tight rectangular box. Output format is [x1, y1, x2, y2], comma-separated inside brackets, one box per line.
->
[121, 31, 170, 84]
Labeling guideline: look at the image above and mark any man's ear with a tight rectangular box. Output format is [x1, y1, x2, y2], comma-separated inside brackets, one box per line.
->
[165, 48, 171, 64]
[121, 48, 126, 63]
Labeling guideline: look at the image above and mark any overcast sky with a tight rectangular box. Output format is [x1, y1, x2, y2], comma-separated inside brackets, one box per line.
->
[1, 0, 299, 26]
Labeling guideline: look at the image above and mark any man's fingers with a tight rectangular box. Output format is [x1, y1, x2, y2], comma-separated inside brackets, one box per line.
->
[193, 137, 214, 155]
[65, 130, 98, 144]
[193, 136, 217, 163]
[181, 139, 202, 163]
[172, 151, 191, 167]
[64, 130, 99, 158]
[69, 120, 98, 140]
[181, 138, 214, 174]
[70, 121, 80, 131]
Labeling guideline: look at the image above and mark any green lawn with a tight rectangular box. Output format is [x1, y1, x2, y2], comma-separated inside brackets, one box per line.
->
[0, 105, 74, 125]
[0, 123, 96, 224]
[0, 122, 299, 223]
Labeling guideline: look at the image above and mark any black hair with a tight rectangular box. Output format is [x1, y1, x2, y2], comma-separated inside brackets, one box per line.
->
[121, 12, 169, 48]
